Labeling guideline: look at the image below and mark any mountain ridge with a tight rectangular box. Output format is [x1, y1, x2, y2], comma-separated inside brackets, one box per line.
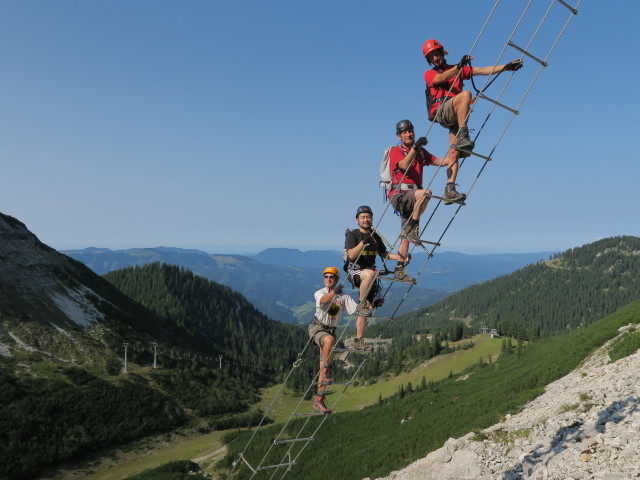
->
[62, 246, 553, 323]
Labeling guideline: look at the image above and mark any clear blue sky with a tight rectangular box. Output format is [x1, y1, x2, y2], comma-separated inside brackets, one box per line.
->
[1, 1, 636, 254]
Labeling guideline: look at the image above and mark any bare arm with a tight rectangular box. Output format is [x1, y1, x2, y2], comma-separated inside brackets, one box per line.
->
[431, 65, 462, 85]
[347, 241, 366, 262]
[472, 60, 521, 76]
[319, 289, 338, 304]
[397, 147, 421, 171]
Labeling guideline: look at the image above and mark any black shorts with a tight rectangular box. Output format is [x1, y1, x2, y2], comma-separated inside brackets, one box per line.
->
[346, 266, 381, 302]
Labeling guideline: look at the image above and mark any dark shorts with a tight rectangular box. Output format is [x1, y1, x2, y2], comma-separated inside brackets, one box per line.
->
[433, 97, 460, 134]
[308, 320, 335, 348]
[346, 266, 381, 303]
[390, 191, 417, 221]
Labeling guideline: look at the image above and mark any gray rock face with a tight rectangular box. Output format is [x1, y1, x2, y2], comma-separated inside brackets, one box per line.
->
[376, 325, 640, 480]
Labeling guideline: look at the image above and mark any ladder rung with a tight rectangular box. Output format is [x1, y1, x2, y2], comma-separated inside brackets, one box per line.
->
[369, 315, 394, 321]
[274, 437, 314, 445]
[477, 93, 519, 115]
[379, 275, 416, 284]
[428, 193, 466, 206]
[418, 239, 440, 247]
[507, 41, 547, 67]
[555, 0, 578, 14]
[293, 412, 326, 416]
[451, 146, 493, 162]
[334, 347, 373, 354]
[256, 461, 296, 471]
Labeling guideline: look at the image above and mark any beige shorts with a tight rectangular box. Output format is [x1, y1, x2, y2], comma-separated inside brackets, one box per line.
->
[433, 97, 460, 134]
[308, 320, 335, 348]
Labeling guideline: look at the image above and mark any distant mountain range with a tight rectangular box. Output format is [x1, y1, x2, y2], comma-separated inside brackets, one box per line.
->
[62, 246, 554, 323]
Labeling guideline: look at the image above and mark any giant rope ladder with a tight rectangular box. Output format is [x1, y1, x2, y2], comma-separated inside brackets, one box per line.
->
[225, 1, 581, 478]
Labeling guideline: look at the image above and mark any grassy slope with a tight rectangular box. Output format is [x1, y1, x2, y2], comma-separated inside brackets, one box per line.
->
[256, 334, 502, 422]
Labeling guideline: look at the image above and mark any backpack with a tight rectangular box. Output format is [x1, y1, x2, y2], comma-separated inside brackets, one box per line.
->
[342, 228, 354, 272]
[425, 87, 436, 122]
[379, 146, 395, 202]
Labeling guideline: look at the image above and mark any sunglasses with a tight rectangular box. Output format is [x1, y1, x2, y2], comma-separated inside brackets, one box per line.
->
[324, 275, 338, 279]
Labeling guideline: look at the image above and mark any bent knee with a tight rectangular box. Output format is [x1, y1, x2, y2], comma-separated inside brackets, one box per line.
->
[360, 269, 375, 280]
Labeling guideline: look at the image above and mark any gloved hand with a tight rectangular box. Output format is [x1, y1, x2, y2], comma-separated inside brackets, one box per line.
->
[414, 137, 428, 149]
[333, 284, 343, 295]
[503, 59, 523, 71]
[362, 233, 375, 245]
[457, 54, 472, 69]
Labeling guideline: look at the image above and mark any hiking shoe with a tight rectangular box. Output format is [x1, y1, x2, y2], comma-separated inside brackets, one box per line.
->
[313, 395, 332, 414]
[452, 126, 475, 152]
[353, 337, 373, 353]
[321, 364, 332, 386]
[357, 300, 372, 317]
[444, 183, 467, 205]
[401, 224, 422, 246]
[394, 266, 416, 284]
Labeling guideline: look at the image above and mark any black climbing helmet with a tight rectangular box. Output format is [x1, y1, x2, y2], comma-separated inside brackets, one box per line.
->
[396, 119, 414, 134]
[356, 205, 373, 218]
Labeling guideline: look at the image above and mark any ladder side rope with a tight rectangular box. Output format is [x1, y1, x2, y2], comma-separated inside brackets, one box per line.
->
[242, 312, 362, 477]
[489, 0, 580, 152]
[226, 336, 316, 479]
[273, 355, 372, 480]
[252, 320, 367, 477]
[227, 3, 580, 478]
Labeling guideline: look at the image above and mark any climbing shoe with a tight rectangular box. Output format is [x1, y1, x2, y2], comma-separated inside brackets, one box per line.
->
[394, 266, 416, 284]
[313, 394, 332, 414]
[353, 337, 373, 353]
[443, 183, 467, 205]
[401, 223, 422, 246]
[321, 364, 333, 386]
[452, 126, 474, 152]
[356, 300, 372, 317]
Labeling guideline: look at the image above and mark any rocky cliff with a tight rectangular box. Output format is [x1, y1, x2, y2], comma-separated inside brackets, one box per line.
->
[375, 325, 640, 480]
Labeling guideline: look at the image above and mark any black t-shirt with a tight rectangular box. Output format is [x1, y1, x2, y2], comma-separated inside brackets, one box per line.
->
[344, 229, 387, 269]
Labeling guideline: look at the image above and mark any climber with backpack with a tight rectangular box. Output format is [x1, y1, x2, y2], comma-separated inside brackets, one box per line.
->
[344, 205, 409, 352]
[423, 38, 523, 155]
[383, 119, 465, 275]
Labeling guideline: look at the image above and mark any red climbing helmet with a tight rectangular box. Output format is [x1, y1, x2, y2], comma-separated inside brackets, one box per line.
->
[422, 39, 447, 59]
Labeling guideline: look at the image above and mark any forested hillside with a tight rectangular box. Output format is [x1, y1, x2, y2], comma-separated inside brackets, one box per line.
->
[374, 236, 640, 339]
[104, 263, 306, 374]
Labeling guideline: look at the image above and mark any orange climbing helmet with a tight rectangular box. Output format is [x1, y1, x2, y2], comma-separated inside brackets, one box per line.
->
[323, 266, 340, 277]
[422, 39, 447, 59]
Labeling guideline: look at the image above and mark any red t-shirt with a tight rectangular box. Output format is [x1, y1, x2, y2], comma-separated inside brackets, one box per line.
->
[424, 65, 473, 117]
[388, 145, 437, 198]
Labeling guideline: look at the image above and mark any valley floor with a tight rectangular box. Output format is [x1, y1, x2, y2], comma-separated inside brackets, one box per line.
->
[37, 335, 502, 480]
